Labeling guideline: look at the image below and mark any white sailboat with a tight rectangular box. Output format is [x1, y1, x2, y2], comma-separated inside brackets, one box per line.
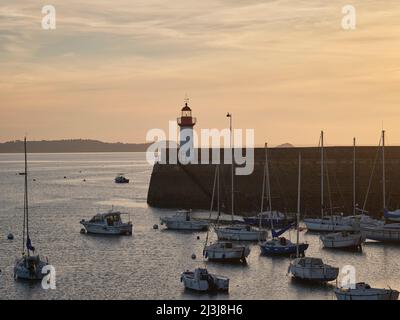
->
[335, 283, 399, 300]
[288, 153, 339, 282]
[361, 130, 400, 242]
[320, 138, 365, 249]
[204, 165, 250, 262]
[304, 131, 356, 232]
[14, 138, 49, 281]
[215, 113, 267, 241]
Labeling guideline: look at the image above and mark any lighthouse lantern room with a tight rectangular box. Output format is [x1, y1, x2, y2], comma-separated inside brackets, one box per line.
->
[177, 99, 196, 159]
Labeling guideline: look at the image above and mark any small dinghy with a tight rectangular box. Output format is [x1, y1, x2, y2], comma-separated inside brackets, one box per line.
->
[80, 209, 133, 235]
[14, 138, 49, 281]
[335, 282, 399, 300]
[181, 268, 229, 292]
[160, 210, 209, 231]
[320, 231, 364, 249]
[204, 241, 250, 262]
[114, 174, 129, 184]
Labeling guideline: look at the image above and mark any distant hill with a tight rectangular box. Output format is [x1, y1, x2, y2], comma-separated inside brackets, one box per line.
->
[0, 139, 152, 153]
[275, 143, 294, 148]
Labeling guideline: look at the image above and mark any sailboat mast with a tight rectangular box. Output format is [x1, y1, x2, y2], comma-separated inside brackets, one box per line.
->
[321, 131, 324, 219]
[382, 130, 386, 209]
[353, 137, 356, 216]
[260, 145, 266, 228]
[227, 113, 234, 222]
[266, 144, 272, 213]
[296, 153, 301, 258]
[24, 137, 29, 256]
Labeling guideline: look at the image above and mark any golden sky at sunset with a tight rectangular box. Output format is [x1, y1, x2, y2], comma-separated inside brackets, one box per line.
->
[1, 1, 400, 146]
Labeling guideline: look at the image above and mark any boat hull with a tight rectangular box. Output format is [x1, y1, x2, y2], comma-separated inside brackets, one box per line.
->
[260, 243, 308, 256]
[215, 228, 267, 241]
[14, 256, 48, 280]
[181, 273, 229, 292]
[160, 219, 209, 231]
[304, 219, 355, 232]
[81, 221, 132, 235]
[204, 246, 250, 262]
[288, 260, 339, 282]
[361, 226, 400, 242]
[321, 233, 364, 248]
[335, 289, 399, 300]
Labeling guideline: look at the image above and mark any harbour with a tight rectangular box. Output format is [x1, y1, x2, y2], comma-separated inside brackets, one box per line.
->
[1, 152, 400, 300]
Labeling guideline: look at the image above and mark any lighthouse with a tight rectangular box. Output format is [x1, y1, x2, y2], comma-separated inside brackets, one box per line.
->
[177, 99, 196, 162]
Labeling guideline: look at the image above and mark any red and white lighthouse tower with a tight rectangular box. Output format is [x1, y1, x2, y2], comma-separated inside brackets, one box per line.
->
[177, 98, 196, 159]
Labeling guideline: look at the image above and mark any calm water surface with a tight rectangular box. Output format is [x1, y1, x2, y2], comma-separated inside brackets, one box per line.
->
[1, 152, 400, 300]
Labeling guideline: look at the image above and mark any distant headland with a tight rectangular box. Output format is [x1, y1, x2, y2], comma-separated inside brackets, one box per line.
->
[0, 139, 151, 153]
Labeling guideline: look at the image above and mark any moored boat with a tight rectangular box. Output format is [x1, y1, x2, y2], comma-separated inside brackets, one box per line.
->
[203, 241, 250, 262]
[14, 137, 49, 281]
[243, 211, 294, 228]
[335, 282, 399, 300]
[160, 210, 209, 231]
[320, 231, 364, 249]
[215, 225, 267, 241]
[181, 268, 229, 292]
[80, 210, 133, 235]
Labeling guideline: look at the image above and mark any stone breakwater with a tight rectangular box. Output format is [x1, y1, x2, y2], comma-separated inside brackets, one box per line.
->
[147, 147, 400, 217]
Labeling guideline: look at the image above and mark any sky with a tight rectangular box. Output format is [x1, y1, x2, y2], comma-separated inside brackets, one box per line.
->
[1, 0, 400, 146]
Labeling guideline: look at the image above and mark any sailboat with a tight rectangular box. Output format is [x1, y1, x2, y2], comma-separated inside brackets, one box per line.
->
[320, 138, 365, 249]
[288, 153, 339, 282]
[259, 144, 308, 256]
[215, 113, 267, 241]
[304, 131, 356, 232]
[361, 130, 400, 242]
[204, 165, 250, 262]
[14, 138, 49, 280]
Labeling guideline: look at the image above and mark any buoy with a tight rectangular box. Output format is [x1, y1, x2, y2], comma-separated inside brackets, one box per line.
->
[83, 179, 86, 182]
[197, 236, 200, 240]
[33, 179, 36, 182]
[153, 224, 159, 230]
[7, 233, 14, 240]
[64, 176, 67, 179]
[80, 228, 86, 234]
[191, 253, 196, 260]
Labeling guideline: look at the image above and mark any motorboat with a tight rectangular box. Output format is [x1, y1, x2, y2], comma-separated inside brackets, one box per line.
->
[203, 241, 250, 262]
[243, 211, 294, 228]
[215, 225, 267, 241]
[288, 257, 339, 282]
[160, 210, 209, 231]
[335, 283, 399, 300]
[320, 231, 364, 249]
[14, 137, 49, 281]
[115, 174, 129, 184]
[80, 209, 133, 235]
[180, 268, 229, 292]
